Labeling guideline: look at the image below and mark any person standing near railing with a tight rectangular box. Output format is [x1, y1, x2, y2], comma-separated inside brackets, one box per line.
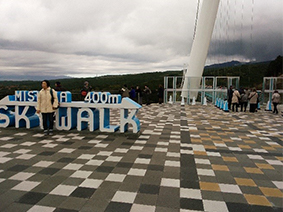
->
[272, 90, 280, 114]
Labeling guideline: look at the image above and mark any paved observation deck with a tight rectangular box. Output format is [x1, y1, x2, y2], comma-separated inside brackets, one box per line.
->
[0, 104, 282, 212]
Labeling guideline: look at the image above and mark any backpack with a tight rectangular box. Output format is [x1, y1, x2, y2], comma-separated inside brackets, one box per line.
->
[81, 90, 88, 97]
[50, 89, 59, 109]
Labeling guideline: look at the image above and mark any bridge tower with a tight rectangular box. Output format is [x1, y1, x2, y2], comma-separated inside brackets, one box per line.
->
[181, 0, 220, 99]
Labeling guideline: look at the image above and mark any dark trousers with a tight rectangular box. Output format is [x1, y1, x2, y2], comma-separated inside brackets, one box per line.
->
[232, 103, 239, 112]
[249, 104, 257, 113]
[273, 103, 278, 114]
[42, 113, 54, 130]
[228, 100, 232, 110]
[145, 94, 150, 105]
[241, 102, 248, 112]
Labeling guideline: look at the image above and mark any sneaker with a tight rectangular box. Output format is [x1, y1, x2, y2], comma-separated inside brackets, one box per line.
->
[44, 130, 48, 136]
[49, 130, 53, 136]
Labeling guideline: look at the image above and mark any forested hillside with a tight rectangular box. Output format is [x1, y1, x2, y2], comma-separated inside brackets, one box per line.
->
[1, 56, 282, 102]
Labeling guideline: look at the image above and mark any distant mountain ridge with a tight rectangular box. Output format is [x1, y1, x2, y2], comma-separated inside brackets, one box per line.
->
[0, 60, 274, 81]
[0, 75, 71, 81]
[205, 60, 242, 69]
[205, 59, 274, 69]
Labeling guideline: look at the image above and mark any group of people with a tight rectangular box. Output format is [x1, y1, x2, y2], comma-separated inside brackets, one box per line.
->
[227, 86, 281, 114]
[121, 84, 164, 105]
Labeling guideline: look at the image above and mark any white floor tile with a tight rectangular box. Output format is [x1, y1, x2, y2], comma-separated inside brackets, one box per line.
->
[0, 151, 9, 157]
[9, 172, 35, 181]
[114, 148, 129, 153]
[180, 188, 202, 199]
[272, 181, 283, 189]
[59, 148, 75, 153]
[27, 205, 55, 212]
[219, 184, 242, 194]
[1, 144, 17, 148]
[97, 151, 112, 156]
[128, 168, 147, 176]
[134, 158, 150, 164]
[161, 178, 180, 188]
[16, 154, 35, 160]
[0, 157, 12, 164]
[20, 142, 36, 146]
[130, 146, 143, 150]
[78, 154, 95, 160]
[165, 160, 180, 167]
[70, 170, 92, 178]
[155, 147, 168, 152]
[80, 179, 103, 189]
[12, 181, 40, 191]
[197, 169, 215, 176]
[106, 156, 122, 162]
[50, 184, 77, 196]
[63, 163, 83, 170]
[14, 149, 31, 154]
[105, 174, 126, 182]
[203, 200, 228, 212]
[33, 161, 54, 167]
[195, 158, 211, 165]
[112, 191, 137, 203]
[130, 204, 155, 212]
[86, 160, 104, 166]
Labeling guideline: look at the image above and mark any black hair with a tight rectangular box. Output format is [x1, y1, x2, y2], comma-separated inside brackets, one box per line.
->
[42, 80, 50, 87]
[55, 81, 61, 85]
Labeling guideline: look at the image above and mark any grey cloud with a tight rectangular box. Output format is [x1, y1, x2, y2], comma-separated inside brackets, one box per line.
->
[0, 0, 282, 80]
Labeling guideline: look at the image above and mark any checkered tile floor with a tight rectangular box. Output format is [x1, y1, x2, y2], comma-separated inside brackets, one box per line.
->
[0, 104, 282, 212]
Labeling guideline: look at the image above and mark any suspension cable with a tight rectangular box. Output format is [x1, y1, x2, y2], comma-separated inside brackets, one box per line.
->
[250, 0, 254, 61]
[193, 0, 201, 40]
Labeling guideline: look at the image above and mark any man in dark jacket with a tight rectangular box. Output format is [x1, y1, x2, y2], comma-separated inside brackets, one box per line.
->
[227, 85, 233, 110]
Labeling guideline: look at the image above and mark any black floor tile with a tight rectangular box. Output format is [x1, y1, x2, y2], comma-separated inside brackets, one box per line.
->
[226, 202, 250, 212]
[180, 180, 200, 189]
[117, 162, 133, 168]
[145, 144, 157, 147]
[95, 166, 114, 173]
[17, 192, 47, 205]
[105, 202, 132, 212]
[139, 184, 160, 194]
[54, 209, 79, 212]
[180, 198, 203, 211]
[39, 151, 56, 156]
[70, 187, 96, 199]
[138, 154, 152, 159]
[8, 165, 30, 172]
[239, 186, 263, 195]
[39, 168, 60, 175]
[148, 165, 164, 171]
[121, 142, 133, 146]
[57, 158, 76, 163]
[78, 146, 92, 150]
[62, 141, 74, 145]
[250, 205, 277, 212]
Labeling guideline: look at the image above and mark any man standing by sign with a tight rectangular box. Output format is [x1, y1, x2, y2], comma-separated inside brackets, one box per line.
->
[36, 80, 59, 136]
[81, 81, 92, 100]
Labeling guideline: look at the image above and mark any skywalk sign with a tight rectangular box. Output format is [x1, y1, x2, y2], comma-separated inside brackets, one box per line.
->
[0, 91, 141, 133]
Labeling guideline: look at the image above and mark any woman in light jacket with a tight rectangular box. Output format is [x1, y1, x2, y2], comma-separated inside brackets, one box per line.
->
[248, 88, 258, 113]
[231, 89, 241, 112]
[36, 80, 58, 135]
[272, 90, 280, 114]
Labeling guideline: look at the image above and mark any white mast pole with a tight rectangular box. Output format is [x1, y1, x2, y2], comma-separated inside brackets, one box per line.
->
[181, 0, 220, 99]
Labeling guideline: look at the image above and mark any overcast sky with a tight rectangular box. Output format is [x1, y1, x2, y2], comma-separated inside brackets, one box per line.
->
[0, 0, 282, 80]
